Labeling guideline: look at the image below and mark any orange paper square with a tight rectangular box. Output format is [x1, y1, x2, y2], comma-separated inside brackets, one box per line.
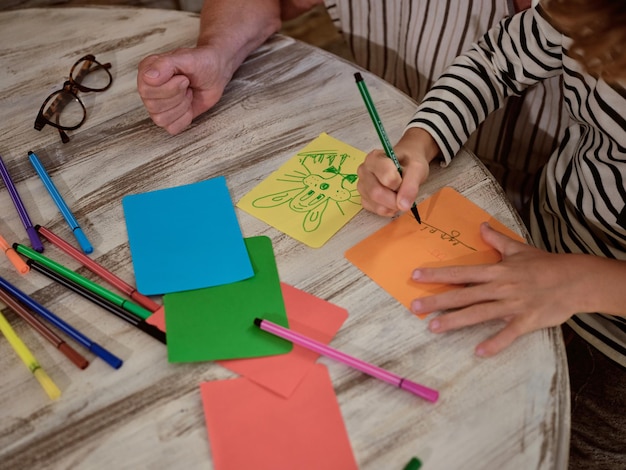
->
[345, 187, 525, 313]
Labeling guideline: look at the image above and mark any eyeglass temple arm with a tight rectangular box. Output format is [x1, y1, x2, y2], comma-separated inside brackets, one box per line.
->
[57, 128, 70, 144]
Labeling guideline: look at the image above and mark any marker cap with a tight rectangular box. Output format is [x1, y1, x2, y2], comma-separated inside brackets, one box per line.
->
[26, 226, 44, 253]
[89, 343, 123, 369]
[33, 368, 61, 400]
[400, 378, 439, 403]
[124, 301, 152, 320]
[5, 249, 29, 274]
[58, 342, 89, 369]
[73, 227, 93, 254]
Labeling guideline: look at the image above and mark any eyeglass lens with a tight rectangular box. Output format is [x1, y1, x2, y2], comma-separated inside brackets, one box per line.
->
[41, 88, 85, 129]
[70, 56, 112, 92]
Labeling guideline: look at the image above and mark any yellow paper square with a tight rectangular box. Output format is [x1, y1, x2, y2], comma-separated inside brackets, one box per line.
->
[237, 133, 365, 247]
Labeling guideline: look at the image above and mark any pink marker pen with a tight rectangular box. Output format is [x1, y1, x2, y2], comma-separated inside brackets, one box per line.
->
[254, 317, 439, 403]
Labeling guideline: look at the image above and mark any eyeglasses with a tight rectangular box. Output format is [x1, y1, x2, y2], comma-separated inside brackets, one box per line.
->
[34, 54, 113, 144]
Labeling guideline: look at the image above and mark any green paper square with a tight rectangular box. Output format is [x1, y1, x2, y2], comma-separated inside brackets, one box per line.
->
[164, 236, 292, 362]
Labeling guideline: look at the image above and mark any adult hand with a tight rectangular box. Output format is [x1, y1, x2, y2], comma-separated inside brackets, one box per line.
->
[137, 46, 229, 135]
[357, 127, 440, 216]
[410, 222, 598, 356]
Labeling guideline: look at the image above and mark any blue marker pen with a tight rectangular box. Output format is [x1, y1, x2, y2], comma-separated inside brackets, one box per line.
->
[0, 274, 123, 369]
[28, 151, 93, 254]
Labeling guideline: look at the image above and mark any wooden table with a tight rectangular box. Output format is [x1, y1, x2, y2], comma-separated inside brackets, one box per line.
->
[0, 7, 569, 470]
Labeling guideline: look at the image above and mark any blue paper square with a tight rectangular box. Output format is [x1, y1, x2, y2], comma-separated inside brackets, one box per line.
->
[122, 177, 253, 295]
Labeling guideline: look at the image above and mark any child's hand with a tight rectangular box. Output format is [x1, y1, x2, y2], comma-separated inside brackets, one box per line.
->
[356, 127, 440, 216]
[410, 222, 620, 357]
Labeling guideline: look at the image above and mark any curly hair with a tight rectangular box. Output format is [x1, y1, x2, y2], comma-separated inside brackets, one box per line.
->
[541, 0, 626, 82]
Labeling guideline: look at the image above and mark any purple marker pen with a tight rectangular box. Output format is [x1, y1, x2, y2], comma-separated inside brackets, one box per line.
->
[0, 155, 44, 252]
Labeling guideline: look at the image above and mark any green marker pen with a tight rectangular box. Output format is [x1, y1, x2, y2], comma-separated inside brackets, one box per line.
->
[354, 71, 422, 223]
[403, 457, 422, 470]
[14, 243, 152, 320]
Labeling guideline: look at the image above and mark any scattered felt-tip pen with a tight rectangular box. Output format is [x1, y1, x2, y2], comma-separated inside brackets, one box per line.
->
[354, 72, 422, 223]
[0, 287, 88, 370]
[0, 274, 123, 370]
[0, 154, 45, 251]
[0, 310, 61, 400]
[14, 243, 153, 321]
[254, 317, 438, 402]
[36, 225, 161, 313]
[27, 258, 166, 345]
[28, 151, 93, 254]
[0, 232, 29, 274]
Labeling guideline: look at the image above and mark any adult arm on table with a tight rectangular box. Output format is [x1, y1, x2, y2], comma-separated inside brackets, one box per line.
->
[136, 0, 323, 135]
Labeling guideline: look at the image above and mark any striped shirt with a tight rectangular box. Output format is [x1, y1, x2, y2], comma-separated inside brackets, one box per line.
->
[323, 0, 567, 215]
[405, 5, 626, 366]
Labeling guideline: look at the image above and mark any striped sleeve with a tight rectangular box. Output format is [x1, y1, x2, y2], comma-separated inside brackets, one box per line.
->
[323, 0, 566, 213]
[323, 0, 512, 103]
[406, 5, 564, 164]
[324, 0, 626, 367]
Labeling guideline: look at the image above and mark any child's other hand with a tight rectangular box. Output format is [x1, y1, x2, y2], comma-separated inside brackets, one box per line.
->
[411, 222, 613, 357]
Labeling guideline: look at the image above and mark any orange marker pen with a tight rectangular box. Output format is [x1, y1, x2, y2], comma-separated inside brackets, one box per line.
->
[0, 233, 29, 274]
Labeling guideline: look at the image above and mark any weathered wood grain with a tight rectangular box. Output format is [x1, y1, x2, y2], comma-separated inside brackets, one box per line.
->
[0, 7, 569, 470]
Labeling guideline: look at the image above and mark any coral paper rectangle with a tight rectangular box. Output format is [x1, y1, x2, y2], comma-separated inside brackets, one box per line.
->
[218, 282, 348, 397]
[200, 364, 358, 470]
[146, 283, 349, 398]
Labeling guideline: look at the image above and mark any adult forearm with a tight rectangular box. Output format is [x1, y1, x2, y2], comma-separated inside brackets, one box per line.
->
[196, 0, 283, 79]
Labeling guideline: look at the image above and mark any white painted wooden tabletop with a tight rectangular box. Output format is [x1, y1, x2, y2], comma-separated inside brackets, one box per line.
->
[0, 7, 569, 470]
